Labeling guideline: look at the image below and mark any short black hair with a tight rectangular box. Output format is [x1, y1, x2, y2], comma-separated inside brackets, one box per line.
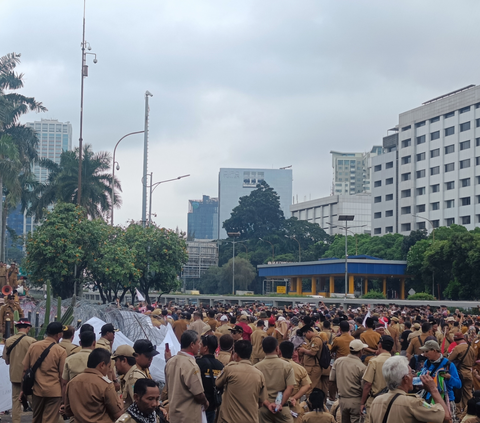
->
[279, 341, 294, 359]
[180, 330, 198, 349]
[234, 340, 252, 359]
[79, 330, 96, 348]
[323, 320, 331, 329]
[87, 348, 111, 369]
[62, 325, 75, 339]
[257, 320, 264, 327]
[219, 334, 234, 351]
[117, 356, 136, 366]
[467, 398, 477, 416]
[201, 335, 218, 354]
[308, 388, 325, 411]
[134, 378, 158, 397]
[365, 318, 374, 328]
[80, 323, 94, 334]
[422, 322, 432, 333]
[339, 321, 350, 332]
[262, 336, 278, 354]
[404, 321, 412, 329]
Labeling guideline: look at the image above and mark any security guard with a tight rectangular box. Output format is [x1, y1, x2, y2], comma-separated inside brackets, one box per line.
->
[65, 348, 124, 423]
[59, 325, 81, 356]
[360, 336, 394, 423]
[113, 345, 139, 410]
[298, 327, 323, 394]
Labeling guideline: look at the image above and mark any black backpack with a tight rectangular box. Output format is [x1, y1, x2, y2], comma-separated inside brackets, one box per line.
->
[317, 340, 331, 369]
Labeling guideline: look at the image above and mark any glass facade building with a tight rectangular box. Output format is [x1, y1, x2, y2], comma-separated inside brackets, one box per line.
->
[187, 195, 218, 240]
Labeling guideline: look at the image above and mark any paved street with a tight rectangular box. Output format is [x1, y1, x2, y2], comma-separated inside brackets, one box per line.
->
[0, 410, 33, 422]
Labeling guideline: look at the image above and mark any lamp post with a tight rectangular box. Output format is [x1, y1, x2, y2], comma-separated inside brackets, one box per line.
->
[259, 238, 275, 261]
[146, 173, 190, 225]
[227, 232, 241, 295]
[412, 214, 436, 295]
[141, 91, 153, 228]
[111, 131, 144, 225]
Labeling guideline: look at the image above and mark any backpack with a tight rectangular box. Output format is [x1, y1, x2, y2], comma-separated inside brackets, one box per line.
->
[317, 340, 331, 369]
[410, 336, 427, 372]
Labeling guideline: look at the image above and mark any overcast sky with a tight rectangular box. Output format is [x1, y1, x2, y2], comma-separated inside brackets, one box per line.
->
[3, 0, 480, 232]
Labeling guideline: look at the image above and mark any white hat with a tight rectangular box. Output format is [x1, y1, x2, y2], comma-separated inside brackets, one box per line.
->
[278, 316, 286, 322]
[349, 339, 368, 352]
[220, 315, 228, 322]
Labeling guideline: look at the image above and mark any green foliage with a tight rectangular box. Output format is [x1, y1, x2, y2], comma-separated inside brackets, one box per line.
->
[362, 290, 386, 299]
[13, 310, 19, 335]
[37, 280, 51, 340]
[408, 292, 436, 301]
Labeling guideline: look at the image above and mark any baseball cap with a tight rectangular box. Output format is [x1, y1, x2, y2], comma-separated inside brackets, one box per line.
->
[100, 323, 117, 335]
[419, 340, 441, 352]
[46, 322, 64, 335]
[220, 315, 228, 322]
[349, 339, 368, 352]
[229, 325, 244, 334]
[133, 339, 159, 358]
[14, 318, 32, 327]
[112, 345, 135, 359]
[412, 323, 421, 330]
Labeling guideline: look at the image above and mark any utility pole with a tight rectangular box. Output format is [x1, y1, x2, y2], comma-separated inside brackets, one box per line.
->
[142, 91, 153, 227]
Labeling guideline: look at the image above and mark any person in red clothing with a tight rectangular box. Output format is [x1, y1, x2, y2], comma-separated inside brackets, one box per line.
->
[235, 315, 253, 341]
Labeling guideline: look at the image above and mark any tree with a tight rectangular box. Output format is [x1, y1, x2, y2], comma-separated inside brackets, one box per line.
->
[401, 229, 427, 259]
[220, 257, 256, 294]
[196, 266, 223, 294]
[29, 145, 121, 221]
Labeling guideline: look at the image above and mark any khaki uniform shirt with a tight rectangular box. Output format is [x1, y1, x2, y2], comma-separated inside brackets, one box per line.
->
[329, 354, 365, 398]
[281, 357, 311, 397]
[362, 352, 391, 397]
[125, 365, 150, 409]
[217, 350, 232, 367]
[251, 327, 267, 360]
[302, 411, 335, 423]
[330, 333, 354, 359]
[96, 337, 112, 352]
[370, 389, 445, 423]
[254, 354, 295, 402]
[207, 318, 218, 331]
[0, 266, 7, 287]
[173, 319, 189, 342]
[8, 267, 19, 288]
[216, 359, 267, 423]
[0, 302, 23, 332]
[360, 329, 381, 351]
[165, 352, 204, 423]
[449, 342, 476, 376]
[2, 333, 36, 383]
[352, 325, 366, 340]
[303, 335, 323, 368]
[22, 337, 66, 397]
[407, 329, 421, 342]
[189, 319, 210, 335]
[406, 334, 429, 357]
[62, 348, 91, 382]
[216, 324, 231, 336]
[59, 339, 81, 357]
[65, 368, 123, 423]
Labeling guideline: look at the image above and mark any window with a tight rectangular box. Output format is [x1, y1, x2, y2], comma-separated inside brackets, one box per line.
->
[374, 228, 381, 235]
[445, 145, 455, 154]
[416, 170, 425, 178]
[461, 178, 470, 187]
[477, 176, 480, 185]
[386, 210, 393, 217]
[476, 157, 480, 166]
[374, 180, 381, 187]
[401, 172, 411, 181]
[446, 199, 455, 208]
[460, 159, 470, 169]
[477, 138, 480, 147]
[477, 118, 480, 128]
[430, 116, 440, 123]
[374, 164, 382, 172]
[416, 135, 426, 145]
[402, 138, 411, 148]
[417, 221, 426, 230]
[401, 206, 411, 215]
[460, 140, 471, 150]
[460, 106, 471, 114]
[432, 220, 440, 228]
[386, 194, 393, 201]
[402, 125, 411, 131]
[401, 189, 411, 198]
[461, 216, 471, 225]
[386, 161, 393, 169]
[445, 111, 455, 119]
[374, 212, 382, 219]
[430, 131, 440, 140]
[416, 152, 426, 161]
[401, 223, 411, 232]
[431, 148, 440, 158]
[446, 218, 455, 226]
[431, 202, 440, 211]
[416, 187, 426, 195]
[430, 166, 440, 175]
[386, 177, 393, 185]
[431, 184, 440, 193]
[401, 155, 411, 165]
[445, 126, 455, 136]
[460, 122, 471, 132]
[385, 226, 393, 233]
[415, 121, 426, 128]
[446, 181, 455, 190]
[416, 204, 425, 213]
[461, 197, 471, 206]
[445, 163, 455, 172]
[374, 196, 381, 203]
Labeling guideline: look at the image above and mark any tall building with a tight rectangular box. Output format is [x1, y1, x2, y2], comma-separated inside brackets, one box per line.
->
[181, 240, 219, 291]
[187, 195, 218, 240]
[291, 194, 371, 235]
[371, 84, 480, 235]
[331, 147, 383, 195]
[218, 167, 293, 239]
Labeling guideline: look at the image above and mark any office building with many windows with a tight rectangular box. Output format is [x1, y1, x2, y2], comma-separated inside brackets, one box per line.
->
[218, 167, 293, 239]
[187, 195, 218, 240]
[371, 84, 480, 235]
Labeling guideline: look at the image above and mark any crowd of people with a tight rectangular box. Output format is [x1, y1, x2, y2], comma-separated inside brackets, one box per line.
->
[4, 300, 480, 423]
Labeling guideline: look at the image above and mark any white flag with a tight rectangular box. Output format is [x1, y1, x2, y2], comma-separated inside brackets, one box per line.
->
[136, 288, 145, 302]
[362, 309, 371, 327]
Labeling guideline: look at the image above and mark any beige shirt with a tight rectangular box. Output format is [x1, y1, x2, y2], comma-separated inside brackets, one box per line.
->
[329, 354, 365, 398]
[62, 348, 91, 382]
[165, 352, 204, 423]
[303, 336, 323, 368]
[59, 339, 82, 357]
[254, 354, 295, 402]
[330, 333, 354, 359]
[189, 319, 210, 335]
[251, 327, 267, 360]
[217, 350, 232, 367]
[281, 357, 311, 397]
[22, 337, 66, 397]
[449, 342, 476, 375]
[370, 389, 445, 423]
[216, 359, 266, 423]
[96, 337, 112, 352]
[2, 333, 36, 383]
[362, 352, 391, 396]
[360, 329, 381, 351]
[216, 324, 232, 336]
[302, 411, 335, 423]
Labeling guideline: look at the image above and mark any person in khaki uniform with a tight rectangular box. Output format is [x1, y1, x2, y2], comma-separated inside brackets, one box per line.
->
[128, 339, 158, 399]
[189, 311, 210, 335]
[172, 312, 190, 342]
[149, 308, 164, 327]
[298, 327, 323, 394]
[279, 341, 311, 423]
[329, 340, 367, 423]
[113, 345, 137, 410]
[65, 348, 124, 423]
[302, 389, 335, 423]
[217, 334, 233, 366]
[59, 325, 81, 356]
[360, 336, 394, 423]
[0, 294, 24, 335]
[97, 323, 116, 352]
[407, 322, 422, 342]
[0, 262, 7, 288]
[370, 356, 448, 423]
[406, 322, 432, 359]
[165, 330, 209, 423]
[252, 320, 268, 364]
[2, 318, 36, 423]
[216, 315, 232, 337]
[330, 321, 354, 360]
[21, 322, 67, 423]
[360, 318, 381, 365]
[7, 263, 19, 288]
[216, 339, 267, 423]
[388, 317, 400, 353]
[254, 336, 295, 423]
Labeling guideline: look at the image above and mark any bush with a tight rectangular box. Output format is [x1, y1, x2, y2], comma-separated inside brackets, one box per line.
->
[362, 290, 386, 299]
[408, 292, 436, 301]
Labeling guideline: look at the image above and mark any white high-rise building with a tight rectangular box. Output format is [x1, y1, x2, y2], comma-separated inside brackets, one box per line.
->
[331, 147, 383, 195]
[371, 84, 480, 236]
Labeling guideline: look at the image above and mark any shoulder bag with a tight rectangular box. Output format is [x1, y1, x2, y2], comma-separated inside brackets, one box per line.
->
[22, 342, 55, 395]
[6, 334, 26, 356]
[382, 393, 401, 423]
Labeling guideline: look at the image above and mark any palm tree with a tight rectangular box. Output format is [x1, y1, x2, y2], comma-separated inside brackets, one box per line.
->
[30, 144, 122, 221]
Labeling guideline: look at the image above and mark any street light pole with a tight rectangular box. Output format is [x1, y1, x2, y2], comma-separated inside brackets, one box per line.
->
[227, 232, 241, 295]
[111, 131, 144, 225]
[259, 238, 275, 261]
[142, 91, 153, 228]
